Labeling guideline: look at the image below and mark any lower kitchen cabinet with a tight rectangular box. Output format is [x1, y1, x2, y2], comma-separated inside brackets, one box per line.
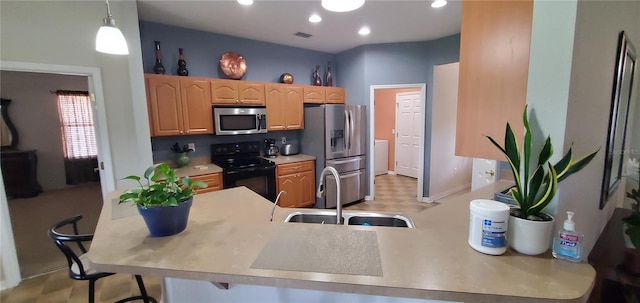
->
[191, 172, 222, 194]
[276, 161, 315, 208]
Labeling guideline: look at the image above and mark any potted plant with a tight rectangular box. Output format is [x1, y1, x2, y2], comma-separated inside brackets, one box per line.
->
[486, 105, 599, 255]
[623, 159, 640, 273]
[119, 163, 207, 237]
[171, 142, 193, 168]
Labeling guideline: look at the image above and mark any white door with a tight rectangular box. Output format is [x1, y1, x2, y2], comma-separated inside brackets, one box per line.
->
[471, 158, 498, 190]
[395, 92, 421, 178]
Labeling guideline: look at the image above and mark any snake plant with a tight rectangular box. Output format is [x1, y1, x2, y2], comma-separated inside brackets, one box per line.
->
[486, 105, 599, 220]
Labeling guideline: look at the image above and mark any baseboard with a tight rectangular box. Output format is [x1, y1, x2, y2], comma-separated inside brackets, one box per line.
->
[364, 195, 373, 201]
[423, 183, 471, 203]
[388, 171, 397, 175]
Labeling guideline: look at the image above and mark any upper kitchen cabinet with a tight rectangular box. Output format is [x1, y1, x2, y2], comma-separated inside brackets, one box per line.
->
[265, 84, 304, 131]
[211, 79, 265, 105]
[303, 86, 325, 104]
[303, 86, 346, 104]
[326, 87, 346, 104]
[146, 74, 214, 137]
[455, 0, 532, 160]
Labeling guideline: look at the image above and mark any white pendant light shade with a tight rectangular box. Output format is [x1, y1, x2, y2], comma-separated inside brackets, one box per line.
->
[95, 0, 129, 55]
[96, 23, 128, 55]
[322, 0, 365, 12]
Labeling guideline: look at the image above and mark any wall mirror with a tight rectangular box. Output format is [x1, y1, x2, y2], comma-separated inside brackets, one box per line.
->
[0, 98, 19, 151]
[601, 31, 637, 209]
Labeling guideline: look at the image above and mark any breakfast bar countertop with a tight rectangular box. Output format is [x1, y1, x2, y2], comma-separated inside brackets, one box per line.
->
[88, 181, 595, 303]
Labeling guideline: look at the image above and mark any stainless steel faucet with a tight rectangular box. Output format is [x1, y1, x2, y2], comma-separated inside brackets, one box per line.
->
[270, 191, 287, 222]
[316, 166, 341, 224]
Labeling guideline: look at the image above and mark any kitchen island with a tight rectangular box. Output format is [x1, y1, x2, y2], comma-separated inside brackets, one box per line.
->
[88, 181, 594, 303]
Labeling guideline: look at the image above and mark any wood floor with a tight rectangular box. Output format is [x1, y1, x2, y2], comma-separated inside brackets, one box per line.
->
[2, 174, 444, 302]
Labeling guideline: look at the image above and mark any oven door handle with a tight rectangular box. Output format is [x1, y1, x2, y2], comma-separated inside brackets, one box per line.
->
[225, 166, 274, 175]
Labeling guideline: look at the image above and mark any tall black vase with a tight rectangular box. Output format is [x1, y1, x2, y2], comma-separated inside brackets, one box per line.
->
[153, 41, 166, 75]
[177, 48, 189, 76]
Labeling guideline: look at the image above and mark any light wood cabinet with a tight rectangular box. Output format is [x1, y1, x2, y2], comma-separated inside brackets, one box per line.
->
[326, 87, 346, 104]
[303, 86, 325, 104]
[265, 84, 303, 131]
[455, 0, 532, 160]
[146, 75, 213, 137]
[191, 172, 222, 194]
[211, 79, 265, 105]
[276, 160, 315, 208]
[302, 86, 346, 104]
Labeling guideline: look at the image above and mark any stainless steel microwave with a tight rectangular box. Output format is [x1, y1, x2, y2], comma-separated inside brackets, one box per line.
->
[213, 107, 267, 135]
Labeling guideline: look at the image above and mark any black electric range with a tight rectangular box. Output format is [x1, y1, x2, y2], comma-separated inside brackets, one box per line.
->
[210, 142, 276, 201]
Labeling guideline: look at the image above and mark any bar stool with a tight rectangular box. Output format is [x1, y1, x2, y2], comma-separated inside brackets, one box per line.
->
[48, 215, 157, 303]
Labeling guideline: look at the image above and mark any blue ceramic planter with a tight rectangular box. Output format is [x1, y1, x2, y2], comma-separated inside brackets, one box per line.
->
[137, 197, 192, 237]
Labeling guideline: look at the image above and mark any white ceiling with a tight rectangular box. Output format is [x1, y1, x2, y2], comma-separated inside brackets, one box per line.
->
[136, 0, 462, 54]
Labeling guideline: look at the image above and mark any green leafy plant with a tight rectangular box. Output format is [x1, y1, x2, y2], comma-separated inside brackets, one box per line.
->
[486, 105, 599, 220]
[119, 163, 207, 208]
[170, 142, 193, 153]
[624, 164, 640, 248]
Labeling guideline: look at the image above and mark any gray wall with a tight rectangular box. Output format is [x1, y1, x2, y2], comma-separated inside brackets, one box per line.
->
[336, 35, 461, 196]
[0, 71, 88, 190]
[0, 0, 153, 190]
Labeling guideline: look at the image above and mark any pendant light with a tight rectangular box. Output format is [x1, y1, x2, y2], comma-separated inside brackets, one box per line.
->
[321, 0, 365, 13]
[95, 0, 129, 55]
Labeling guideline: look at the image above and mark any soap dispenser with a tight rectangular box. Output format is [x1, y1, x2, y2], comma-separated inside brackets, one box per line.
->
[552, 211, 583, 262]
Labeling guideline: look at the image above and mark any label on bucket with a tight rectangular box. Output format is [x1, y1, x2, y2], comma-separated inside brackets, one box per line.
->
[481, 219, 506, 248]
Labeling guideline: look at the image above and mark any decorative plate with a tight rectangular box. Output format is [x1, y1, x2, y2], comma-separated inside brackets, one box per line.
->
[219, 52, 247, 80]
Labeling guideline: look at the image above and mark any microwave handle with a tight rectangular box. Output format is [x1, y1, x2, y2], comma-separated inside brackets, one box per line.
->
[258, 114, 267, 130]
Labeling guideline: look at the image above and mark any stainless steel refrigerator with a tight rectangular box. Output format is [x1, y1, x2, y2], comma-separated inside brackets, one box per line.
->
[301, 104, 366, 208]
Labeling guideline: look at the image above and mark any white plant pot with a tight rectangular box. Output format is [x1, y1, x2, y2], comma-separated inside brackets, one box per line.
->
[508, 214, 554, 255]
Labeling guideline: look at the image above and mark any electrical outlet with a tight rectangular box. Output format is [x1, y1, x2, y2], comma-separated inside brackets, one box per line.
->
[281, 137, 287, 144]
[188, 143, 196, 152]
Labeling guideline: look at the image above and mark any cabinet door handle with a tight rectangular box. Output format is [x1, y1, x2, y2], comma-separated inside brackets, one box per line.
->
[186, 130, 190, 134]
[180, 131, 184, 134]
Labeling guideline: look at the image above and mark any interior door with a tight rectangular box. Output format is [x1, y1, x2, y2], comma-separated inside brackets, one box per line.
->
[395, 92, 421, 178]
[471, 158, 498, 190]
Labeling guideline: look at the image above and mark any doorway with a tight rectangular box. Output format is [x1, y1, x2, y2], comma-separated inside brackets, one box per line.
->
[0, 61, 114, 286]
[369, 84, 426, 202]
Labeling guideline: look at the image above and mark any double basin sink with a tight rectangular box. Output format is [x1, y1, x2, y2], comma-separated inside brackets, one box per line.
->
[283, 210, 415, 228]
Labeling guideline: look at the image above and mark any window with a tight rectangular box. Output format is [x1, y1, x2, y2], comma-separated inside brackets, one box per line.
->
[56, 91, 97, 159]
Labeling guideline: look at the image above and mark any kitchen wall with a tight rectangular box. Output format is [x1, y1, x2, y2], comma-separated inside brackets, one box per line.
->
[336, 35, 461, 197]
[152, 131, 300, 162]
[527, 0, 640, 255]
[429, 62, 472, 200]
[0, 0, 151, 288]
[139, 21, 337, 159]
[139, 21, 336, 83]
[374, 87, 421, 171]
[0, 0, 152, 190]
[0, 71, 88, 190]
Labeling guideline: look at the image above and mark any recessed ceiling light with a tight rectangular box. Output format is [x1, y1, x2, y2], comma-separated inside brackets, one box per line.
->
[358, 26, 370, 36]
[322, 0, 365, 13]
[309, 14, 322, 23]
[237, 0, 253, 6]
[431, 0, 447, 8]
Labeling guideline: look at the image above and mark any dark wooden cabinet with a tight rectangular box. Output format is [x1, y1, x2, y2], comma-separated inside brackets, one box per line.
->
[589, 208, 640, 302]
[1, 150, 42, 198]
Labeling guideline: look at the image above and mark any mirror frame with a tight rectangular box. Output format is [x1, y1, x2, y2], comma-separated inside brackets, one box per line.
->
[600, 31, 637, 209]
[0, 98, 19, 151]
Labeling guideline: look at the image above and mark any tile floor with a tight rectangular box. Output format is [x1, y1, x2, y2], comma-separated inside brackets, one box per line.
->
[2, 174, 444, 302]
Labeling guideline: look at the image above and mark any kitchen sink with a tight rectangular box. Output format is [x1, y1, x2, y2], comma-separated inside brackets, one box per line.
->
[283, 211, 341, 224]
[348, 214, 413, 228]
[283, 210, 414, 228]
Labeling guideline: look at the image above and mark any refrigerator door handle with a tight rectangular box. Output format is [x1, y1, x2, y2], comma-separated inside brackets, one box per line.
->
[344, 110, 350, 151]
[349, 109, 355, 151]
